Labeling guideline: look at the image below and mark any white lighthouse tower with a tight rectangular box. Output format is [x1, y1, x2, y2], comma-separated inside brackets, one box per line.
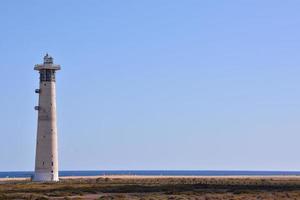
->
[33, 54, 61, 181]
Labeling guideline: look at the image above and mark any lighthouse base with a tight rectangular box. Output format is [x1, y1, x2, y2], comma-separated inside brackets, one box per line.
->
[33, 172, 59, 182]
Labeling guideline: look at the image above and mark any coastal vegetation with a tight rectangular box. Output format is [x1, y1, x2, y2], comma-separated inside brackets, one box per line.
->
[1, 176, 300, 199]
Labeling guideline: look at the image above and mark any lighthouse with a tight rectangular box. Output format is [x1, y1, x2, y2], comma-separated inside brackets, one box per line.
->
[33, 54, 61, 181]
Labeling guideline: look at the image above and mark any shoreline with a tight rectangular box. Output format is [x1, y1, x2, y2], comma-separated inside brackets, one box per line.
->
[1, 175, 300, 182]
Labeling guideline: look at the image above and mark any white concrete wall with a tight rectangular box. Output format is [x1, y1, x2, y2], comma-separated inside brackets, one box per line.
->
[34, 80, 59, 181]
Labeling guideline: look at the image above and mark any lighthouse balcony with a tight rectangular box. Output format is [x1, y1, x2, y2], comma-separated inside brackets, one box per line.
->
[34, 64, 61, 71]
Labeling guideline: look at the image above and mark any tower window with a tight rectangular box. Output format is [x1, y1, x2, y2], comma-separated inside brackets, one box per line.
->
[40, 69, 56, 82]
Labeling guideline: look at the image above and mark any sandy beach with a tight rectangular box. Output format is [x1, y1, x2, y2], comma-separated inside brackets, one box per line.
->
[0, 175, 300, 182]
[1, 175, 300, 182]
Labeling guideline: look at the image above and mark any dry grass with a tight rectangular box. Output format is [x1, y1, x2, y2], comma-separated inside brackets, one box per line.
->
[1, 176, 300, 199]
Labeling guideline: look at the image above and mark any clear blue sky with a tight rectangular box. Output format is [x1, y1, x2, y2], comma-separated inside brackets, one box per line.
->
[1, 0, 300, 171]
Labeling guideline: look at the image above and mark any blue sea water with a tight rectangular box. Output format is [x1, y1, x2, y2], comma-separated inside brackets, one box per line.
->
[1, 170, 300, 178]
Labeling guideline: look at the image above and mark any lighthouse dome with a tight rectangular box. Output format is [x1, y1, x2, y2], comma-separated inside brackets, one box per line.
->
[44, 53, 53, 64]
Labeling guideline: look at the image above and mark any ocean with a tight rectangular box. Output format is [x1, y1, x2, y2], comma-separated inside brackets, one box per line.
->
[1, 170, 300, 178]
